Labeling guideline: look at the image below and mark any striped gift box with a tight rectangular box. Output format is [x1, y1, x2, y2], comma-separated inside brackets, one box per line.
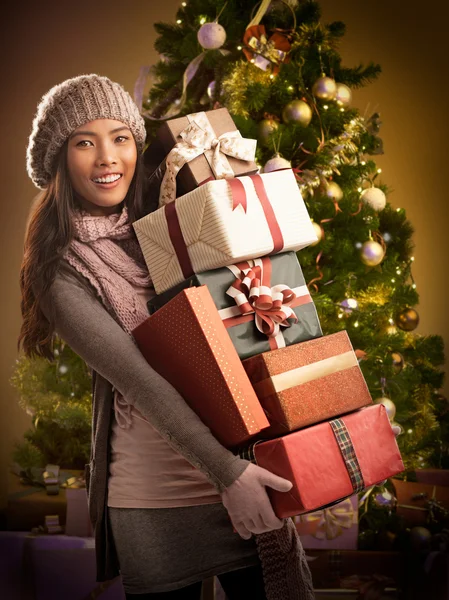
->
[133, 169, 317, 294]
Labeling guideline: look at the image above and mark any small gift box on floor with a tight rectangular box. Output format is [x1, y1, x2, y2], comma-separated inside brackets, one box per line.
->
[393, 478, 449, 527]
[132, 285, 269, 448]
[133, 169, 317, 294]
[240, 404, 404, 517]
[148, 252, 322, 360]
[295, 495, 358, 550]
[241, 330, 372, 437]
[144, 108, 258, 200]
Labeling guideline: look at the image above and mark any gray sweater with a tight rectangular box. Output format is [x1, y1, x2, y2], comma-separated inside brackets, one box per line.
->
[38, 265, 250, 581]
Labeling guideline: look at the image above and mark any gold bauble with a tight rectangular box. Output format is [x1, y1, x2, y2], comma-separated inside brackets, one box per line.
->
[258, 118, 279, 146]
[391, 351, 404, 373]
[374, 397, 396, 421]
[360, 240, 385, 267]
[282, 100, 312, 126]
[395, 308, 420, 331]
[312, 75, 337, 100]
[325, 181, 343, 202]
[335, 83, 352, 107]
[309, 222, 323, 246]
[361, 187, 386, 211]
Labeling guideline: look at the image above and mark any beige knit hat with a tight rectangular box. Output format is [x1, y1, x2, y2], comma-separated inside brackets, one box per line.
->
[26, 74, 147, 189]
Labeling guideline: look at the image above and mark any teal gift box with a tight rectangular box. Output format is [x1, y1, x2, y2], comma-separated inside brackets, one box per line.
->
[147, 252, 322, 360]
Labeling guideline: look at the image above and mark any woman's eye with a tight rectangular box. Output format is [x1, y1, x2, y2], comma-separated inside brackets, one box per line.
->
[76, 140, 93, 147]
[115, 135, 129, 143]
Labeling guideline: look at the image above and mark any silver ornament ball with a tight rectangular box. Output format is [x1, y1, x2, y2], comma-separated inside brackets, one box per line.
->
[374, 397, 396, 421]
[312, 76, 337, 100]
[361, 240, 385, 267]
[361, 187, 386, 211]
[282, 100, 312, 126]
[197, 22, 226, 50]
[263, 154, 291, 173]
[335, 83, 352, 107]
[207, 80, 216, 100]
[340, 298, 359, 314]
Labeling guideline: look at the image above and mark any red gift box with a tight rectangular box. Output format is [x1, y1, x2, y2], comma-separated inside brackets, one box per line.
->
[248, 404, 404, 517]
[132, 285, 269, 448]
[242, 331, 373, 437]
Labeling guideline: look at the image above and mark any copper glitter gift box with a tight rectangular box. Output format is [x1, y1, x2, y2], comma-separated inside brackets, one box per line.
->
[241, 404, 404, 517]
[132, 285, 269, 448]
[242, 330, 373, 437]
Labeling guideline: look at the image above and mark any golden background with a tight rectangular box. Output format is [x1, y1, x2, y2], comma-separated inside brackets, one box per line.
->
[1, 0, 448, 513]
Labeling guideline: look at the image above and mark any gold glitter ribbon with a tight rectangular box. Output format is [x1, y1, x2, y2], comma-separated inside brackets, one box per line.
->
[297, 497, 355, 540]
[159, 111, 257, 206]
[253, 350, 358, 398]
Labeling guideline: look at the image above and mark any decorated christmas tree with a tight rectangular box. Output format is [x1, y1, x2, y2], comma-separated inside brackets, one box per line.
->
[139, 0, 446, 474]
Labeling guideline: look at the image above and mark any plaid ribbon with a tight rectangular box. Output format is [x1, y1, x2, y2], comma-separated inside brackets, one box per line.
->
[329, 419, 365, 493]
[237, 442, 261, 463]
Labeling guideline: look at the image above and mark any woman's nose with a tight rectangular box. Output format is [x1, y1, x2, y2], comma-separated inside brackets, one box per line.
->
[95, 143, 117, 166]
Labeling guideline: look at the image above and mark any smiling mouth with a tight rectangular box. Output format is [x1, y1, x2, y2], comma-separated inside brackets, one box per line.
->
[92, 174, 123, 184]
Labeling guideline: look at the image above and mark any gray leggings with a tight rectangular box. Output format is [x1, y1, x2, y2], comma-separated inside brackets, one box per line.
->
[124, 562, 267, 599]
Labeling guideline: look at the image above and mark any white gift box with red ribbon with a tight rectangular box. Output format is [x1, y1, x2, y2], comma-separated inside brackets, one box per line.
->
[133, 169, 317, 294]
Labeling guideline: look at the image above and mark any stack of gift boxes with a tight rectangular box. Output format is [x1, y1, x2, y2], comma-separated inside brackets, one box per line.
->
[132, 108, 404, 530]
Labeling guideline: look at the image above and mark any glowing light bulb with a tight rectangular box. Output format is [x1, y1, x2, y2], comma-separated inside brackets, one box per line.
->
[354, 321, 359, 328]
[288, 85, 293, 91]
[199, 16, 206, 24]
[391, 278, 396, 283]
[411, 256, 415, 261]
[269, 74, 274, 79]
[389, 318, 394, 325]
[357, 187, 362, 192]
[182, 1, 187, 5]
[361, 161, 366, 166]
[396, 208, 401, 212]
[340, 107, 345, 112]
[377, 168, 382, 173]
[323, 105, 329, 110]
[412, 283, 417, 289]
[237, 45, 242, 50]
[407, 429, 413, 434]
[177, 19, 182, 23]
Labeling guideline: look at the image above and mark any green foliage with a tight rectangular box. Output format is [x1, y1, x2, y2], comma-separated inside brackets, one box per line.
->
[10, 338, 92, 469]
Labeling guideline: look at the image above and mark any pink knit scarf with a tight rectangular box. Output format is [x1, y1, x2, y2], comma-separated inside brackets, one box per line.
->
[64, 203, 153, 428]
[64, 203, 315, 600]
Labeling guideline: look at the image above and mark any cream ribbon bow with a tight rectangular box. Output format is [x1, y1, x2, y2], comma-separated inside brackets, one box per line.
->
[301, 497, 355, 540]
[159, 112, 256, 206]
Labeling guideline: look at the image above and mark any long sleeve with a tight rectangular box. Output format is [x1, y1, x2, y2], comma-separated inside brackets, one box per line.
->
[39, 271, 249, 493]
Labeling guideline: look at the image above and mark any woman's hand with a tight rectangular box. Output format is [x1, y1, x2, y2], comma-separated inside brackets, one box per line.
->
[220, 462, 292, 540]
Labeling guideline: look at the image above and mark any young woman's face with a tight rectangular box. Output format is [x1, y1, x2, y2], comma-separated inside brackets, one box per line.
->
[67, 118, 138, 216]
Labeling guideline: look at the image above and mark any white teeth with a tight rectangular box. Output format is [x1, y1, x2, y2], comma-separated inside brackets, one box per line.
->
[93, 174, 122, 184]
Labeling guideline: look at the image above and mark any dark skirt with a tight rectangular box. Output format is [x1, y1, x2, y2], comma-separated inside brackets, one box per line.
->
[108, 502, 260, 594]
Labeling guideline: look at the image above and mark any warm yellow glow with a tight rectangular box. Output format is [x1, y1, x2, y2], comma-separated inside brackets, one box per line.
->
[407, 429, 413, 434]
[251, 59, 255, 63]
[353, 321, 359, 328]
[391, 278, 396, 283]
[269, 74, 274, 79]
[377, 168, 382, 173]
[237, 45, 242, 50]
[361, 161, 366, 166]
[323, 105, 329, 110]
[411, 256, 415, 261]
[412, 283, 417, 289]
[389, 318, 394, 325]
[340, 108, 345, 112]
[357, 187, 362, 192]
[177, 19, 182, 23]
[199, 16, 207, 24]
[182, 1, 187, 5]
[338, 313, 344, 319]
[396, 208, 401, 212]
[288, 85, 294, 91]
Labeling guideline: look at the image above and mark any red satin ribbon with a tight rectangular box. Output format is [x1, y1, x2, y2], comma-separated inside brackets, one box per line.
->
[248, 175, 284, 253]
[164, 202, 194, 279]
[227, 178, 248, 212]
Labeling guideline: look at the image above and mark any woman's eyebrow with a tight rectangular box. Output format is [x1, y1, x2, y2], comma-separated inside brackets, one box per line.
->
[70, 126, 131, 138]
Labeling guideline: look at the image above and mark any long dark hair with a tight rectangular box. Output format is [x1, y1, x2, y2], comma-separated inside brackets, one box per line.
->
[18, 138, 152, 362]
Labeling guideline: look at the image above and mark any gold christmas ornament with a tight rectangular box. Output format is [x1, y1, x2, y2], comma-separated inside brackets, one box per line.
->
[312, 75, 337, 100]
[361, 187, 386, 211]
[258, 118, 279, 145]
[262, 154, 291, 173]
[374, 397, 396, 421]
[282, 99, 312, 126]
[360, 240, 385, 267]
[197, 22, 227, 49]
[391, 351, 404, 373]
[335, 83, 352, 107]
[325, 181, 343, 202]
[395, 308, 420, 331]
[310, 221, 323, 246]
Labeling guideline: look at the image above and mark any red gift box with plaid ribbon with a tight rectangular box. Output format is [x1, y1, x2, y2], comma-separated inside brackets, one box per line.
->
[240, 404, 404, 517]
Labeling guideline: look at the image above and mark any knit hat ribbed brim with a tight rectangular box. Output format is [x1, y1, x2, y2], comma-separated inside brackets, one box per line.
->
[26, 74, 147, 189]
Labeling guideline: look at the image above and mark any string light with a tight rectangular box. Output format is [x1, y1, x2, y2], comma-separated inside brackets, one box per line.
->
[412, 283, 417, 289]
[177, 19, 182, 23]
[407, 429, 413, 434]
[411, 256, 415, 261]
[340, 107, 345, 112]
[288, 85, 294, 91]
[396, 208, 401, 212]
[361, 161, 366, 166]
[357, 187, 363, 192]
[389, 318, 394, 325]
[182, 1, 187, 5]
[199, 16, 207, 24]
[396, 269, 401, 274]
[353, 321, 359, 328]
[391, 278, 396, 283]
[269, 74, 274, 79]
[323, 105, 329, 110]
[377, 168, 382, 173]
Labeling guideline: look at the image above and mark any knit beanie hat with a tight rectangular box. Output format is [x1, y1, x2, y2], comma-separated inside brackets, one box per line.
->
[26, 74, 147, 189]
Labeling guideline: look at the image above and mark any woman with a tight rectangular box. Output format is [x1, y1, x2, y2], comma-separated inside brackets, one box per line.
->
[18, 74, 315, 600]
